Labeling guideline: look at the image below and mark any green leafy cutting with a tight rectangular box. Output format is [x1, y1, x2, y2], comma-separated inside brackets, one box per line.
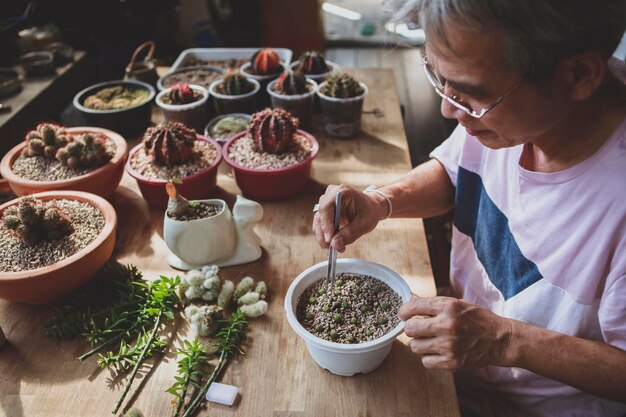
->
[168, 339, 211, 417]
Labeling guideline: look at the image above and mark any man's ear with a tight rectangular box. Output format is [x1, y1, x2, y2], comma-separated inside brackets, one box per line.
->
[559, 51, 606, 100]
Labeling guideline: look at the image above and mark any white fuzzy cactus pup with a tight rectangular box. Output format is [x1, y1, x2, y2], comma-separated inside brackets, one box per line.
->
[179, 265, 223, 303]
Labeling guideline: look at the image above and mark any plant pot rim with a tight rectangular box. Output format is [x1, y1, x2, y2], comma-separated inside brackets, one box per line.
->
[0, 190, 117, 279]
[222, 129, 319, 175]
[155, 84, 209, 111]
[266, 78, 318, 100]
[289, 60, 339, 77]
[126, 134, 223, 184]
[156, 65, 225, 91]
[284, 258, 411, 352]
[73, 79, 155, 114]
[208, 77, 260, 100]
[164, 198, 227, 223]
[0, 127, 128, 188]
[239, 61, 287, 81]
[316, 81, 368, 103]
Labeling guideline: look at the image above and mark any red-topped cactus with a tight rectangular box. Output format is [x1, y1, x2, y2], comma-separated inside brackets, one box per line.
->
[22, 123, 71, 159]
[250, 48, 281, 75]
[275, 71, 309, 95]
[249, 108, 299, 154]
[2, 196, 73, 246]
[297, 51, 329, 75]
[168, 83, 198, 105]
[143, 122, 197, 166]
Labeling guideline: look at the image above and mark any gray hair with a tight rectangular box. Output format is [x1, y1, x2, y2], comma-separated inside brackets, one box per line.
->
[384, 0, 626, 81]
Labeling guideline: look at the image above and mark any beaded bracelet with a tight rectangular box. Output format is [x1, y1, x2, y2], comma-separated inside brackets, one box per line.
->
[363, 185, 392, 220]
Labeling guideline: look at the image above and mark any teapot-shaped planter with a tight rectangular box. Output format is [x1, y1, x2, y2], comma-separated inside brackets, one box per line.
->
[163, 184, 263, 270]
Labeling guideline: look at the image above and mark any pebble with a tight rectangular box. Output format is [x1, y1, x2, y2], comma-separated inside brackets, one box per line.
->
[227, 134, 312, 170]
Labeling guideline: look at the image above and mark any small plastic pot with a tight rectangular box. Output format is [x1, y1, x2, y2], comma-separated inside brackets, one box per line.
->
[289, 60, 340, 84]
[222, 130, 319, 201]
[317, 81, 368, 138]
[156, 84, 209, 132]
[126, 135, 222, 209]
[209, 78, 260, 116]
[267, 79, 317, 130]
[239, 62, 287, 108]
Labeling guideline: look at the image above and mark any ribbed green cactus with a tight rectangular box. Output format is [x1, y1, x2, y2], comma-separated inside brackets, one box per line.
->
[249, 108, 298, 154]
[320, 73, 364, 99]
[215, 73, 255, 96]
[143, 122, 196, 166]
[297, 51, 329, 75]
[22, 123, 71, 159]
[275, 71, 309, 95]
[55, 133, 114, 169]
[2, 196, 73, 246]
[168, 83, 198, 105]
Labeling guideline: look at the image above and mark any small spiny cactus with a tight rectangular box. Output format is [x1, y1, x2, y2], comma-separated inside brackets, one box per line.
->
[275, 71, 309, 95]
[297, 51, 330, 75]
[249, 108, 298, 154]
[55, 133, 113, 169]
[2, 196, 73, 246]
[320, 73, 364, 99]
[167, 83, 198, 105]
[215, 72, 255, 96]
[250, 48, 281, 75]
[143, 122, 196, 166]
[22, 123, 71, 159]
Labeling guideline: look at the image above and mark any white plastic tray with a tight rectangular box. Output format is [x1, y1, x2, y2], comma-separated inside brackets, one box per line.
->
[170, 48, 293, 73]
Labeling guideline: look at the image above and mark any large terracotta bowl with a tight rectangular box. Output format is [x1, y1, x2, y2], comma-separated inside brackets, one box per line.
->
[0, 127, 128, 199]
[222, 130, 319, 201]
[126, 135, 223, 209]
[0, 190, 117, 304]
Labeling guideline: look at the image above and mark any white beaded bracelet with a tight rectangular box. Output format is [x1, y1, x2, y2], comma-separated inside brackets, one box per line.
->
[363, 185, 393, 220]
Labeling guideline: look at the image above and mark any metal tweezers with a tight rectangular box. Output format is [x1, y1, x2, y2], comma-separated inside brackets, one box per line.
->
[326, 191, 342, 288]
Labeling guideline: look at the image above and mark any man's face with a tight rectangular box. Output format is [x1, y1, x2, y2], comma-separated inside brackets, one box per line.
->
[425, 22, 571, 149]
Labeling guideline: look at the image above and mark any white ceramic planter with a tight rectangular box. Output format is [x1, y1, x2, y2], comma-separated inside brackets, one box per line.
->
[285, 258, 412, 376]
[163, 195, 263, 269]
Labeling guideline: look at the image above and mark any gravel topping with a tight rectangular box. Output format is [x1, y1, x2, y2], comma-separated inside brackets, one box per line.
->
[296, 273, 402, 344]
[227, 134, 312, 170]
[180, 58, 247, 70]
[167, 201, 222, 221]
[0, 199, 105, 272]
[130, 140, 217, 180]
[162, 69, 223, 89]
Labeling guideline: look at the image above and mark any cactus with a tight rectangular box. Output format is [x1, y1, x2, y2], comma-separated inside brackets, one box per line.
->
[297, 51, 329, 75]
[143, 122, 196, 166]
[249, 108, 298, 154]
[2, 196, 73, 246]
[320, 73, 364, 99]
[165, 181, 190, 216]
[167, 83, 198, 105]
[55, 133, 113, 169]
[22, 123, 71, 159]
[275, 71, 309, 95]
[215, 72, 255, 96]
[250, 48, 281, 75]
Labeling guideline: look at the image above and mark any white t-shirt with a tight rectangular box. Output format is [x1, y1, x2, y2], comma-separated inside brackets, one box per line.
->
[430, 118, 626, 417]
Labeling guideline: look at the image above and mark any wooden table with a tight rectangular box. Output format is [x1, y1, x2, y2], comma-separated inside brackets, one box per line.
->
[0, 68, 460, 417]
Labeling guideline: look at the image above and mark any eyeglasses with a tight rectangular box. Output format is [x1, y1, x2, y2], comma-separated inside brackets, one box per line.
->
[422, 56, 526, 119]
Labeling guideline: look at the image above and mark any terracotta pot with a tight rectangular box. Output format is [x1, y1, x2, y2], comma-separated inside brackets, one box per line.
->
[0, 190, 117, 304]
[126, 135, 223, 209]
[222, 130, 319, 201]
[0, 127, 128, 199]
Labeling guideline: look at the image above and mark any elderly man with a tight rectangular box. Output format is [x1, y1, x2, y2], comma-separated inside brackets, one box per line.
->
[312, 1, 626, 416]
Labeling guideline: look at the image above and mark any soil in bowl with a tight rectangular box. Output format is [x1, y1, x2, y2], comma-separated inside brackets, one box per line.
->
[180, 57, 248, 70]
[208, 115, 250, 142]
[161, 67, 223, 90]
[0, 197, 105, 272]
[227, 134, 311, 170]
[166, 200, 222, 221]
[84, 85, 151, 110]
[296, 272, 402, 344]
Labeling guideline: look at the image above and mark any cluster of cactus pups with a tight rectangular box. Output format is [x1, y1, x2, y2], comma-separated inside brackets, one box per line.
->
[320, 72, 364, 99]
[2, 196, 73, 246]
[167, 83, 199, 105]
[143, 121, 196, 166]
[275, 70, 309, 95]
[215, 71, 256, 96]
[22, 123, 113, 169]
[248, 108, 298, 154]
[297, 50, 330, 74]
[250, 48, 281, 75]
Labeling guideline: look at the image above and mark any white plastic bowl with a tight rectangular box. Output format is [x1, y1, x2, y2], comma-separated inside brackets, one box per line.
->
[285, 258, 412, 376]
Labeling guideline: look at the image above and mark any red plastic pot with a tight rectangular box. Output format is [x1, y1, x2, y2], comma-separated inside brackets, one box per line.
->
[222, 130, 319, 201]
[126, 135, 222, 209]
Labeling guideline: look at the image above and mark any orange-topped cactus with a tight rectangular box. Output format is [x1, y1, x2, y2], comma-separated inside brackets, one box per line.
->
[250, 48, 281, 75]
[143, 122, 196, 166]
[249, 108, 298, 154]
